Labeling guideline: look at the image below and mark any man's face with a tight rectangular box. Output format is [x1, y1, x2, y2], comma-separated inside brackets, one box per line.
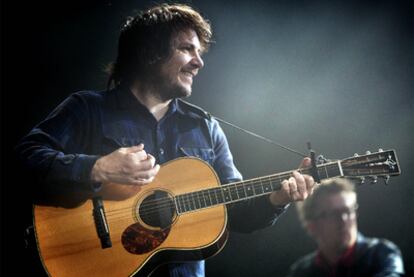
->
[155, 28, 204, 101]
[308, 192, 358, 253]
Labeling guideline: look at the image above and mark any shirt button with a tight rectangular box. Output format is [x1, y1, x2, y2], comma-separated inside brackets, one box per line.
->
[60, 154, 75, 164]
[159, 148, 164, 155]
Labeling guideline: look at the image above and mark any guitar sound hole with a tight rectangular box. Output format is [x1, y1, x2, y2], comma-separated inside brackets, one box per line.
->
[138, 190, 176, 229]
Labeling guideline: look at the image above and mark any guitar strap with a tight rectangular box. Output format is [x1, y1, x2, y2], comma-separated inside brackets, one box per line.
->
[179, 99, 308, 158]
[180, 99, 322, 182]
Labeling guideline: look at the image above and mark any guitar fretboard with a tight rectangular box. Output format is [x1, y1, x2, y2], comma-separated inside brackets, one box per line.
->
[175, 160, 343, 214]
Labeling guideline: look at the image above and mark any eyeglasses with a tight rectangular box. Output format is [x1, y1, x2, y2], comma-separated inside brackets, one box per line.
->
[313, 204, 358, 222]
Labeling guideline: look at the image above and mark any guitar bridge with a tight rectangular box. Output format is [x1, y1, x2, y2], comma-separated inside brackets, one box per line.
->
[93, 197, 112, 249]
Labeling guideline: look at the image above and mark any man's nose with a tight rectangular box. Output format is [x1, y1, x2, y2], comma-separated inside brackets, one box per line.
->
[191, 52, 204, 69]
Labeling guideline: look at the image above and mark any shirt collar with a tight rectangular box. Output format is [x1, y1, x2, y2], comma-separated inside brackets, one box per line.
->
[338, 242, 356, 266]
[175, 98, 189, 116]
[115, 86, 179, 118]
[315, 242, 357, 273]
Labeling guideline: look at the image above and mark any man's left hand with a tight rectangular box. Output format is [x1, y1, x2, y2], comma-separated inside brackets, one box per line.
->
[269, 157, 316, 206]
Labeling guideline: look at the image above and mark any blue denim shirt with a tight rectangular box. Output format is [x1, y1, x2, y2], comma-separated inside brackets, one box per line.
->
[16, 87, 288, 277]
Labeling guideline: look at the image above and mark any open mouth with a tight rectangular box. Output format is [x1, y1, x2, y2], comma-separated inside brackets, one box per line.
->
[180, 71, 194, 83]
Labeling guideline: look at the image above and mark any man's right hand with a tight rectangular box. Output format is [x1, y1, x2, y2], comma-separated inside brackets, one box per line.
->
[91, 144, 160, 186]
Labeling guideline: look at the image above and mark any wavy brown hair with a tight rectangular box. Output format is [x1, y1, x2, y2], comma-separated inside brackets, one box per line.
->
[107, 3, 212, 89]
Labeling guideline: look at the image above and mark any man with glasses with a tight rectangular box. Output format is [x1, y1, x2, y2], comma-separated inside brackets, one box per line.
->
[287, 178, 404, 277]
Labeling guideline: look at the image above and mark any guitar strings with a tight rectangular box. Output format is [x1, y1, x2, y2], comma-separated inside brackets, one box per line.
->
[105, 166, 320, 216]
[103, 167, 344, 224]
[104, 177, 283, 220]
[103, 172, 298, 221]
[104, 168, 314, 219]
[103, 163, 340, 221]
[109, 172, 288, 212]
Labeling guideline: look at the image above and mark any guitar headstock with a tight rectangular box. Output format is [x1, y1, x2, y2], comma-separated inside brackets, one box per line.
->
[340, 149, 400, 184]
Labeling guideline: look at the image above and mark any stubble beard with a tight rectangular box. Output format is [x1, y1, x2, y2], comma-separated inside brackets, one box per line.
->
[141, 61, 193, 102]
[151, 74, 192, 102]
[159, 82, 191, 101]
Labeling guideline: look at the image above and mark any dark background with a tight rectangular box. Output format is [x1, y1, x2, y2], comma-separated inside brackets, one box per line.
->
[2, 0, 413, 276]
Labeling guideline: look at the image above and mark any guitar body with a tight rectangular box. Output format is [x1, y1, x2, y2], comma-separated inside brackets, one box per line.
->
[34, 149, 401, 276]
[34, 158, 228, 277]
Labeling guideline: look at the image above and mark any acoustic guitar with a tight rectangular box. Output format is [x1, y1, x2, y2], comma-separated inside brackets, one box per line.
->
[34, 149, 400, 276]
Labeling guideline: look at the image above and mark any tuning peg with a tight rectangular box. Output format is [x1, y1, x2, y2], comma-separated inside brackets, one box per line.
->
[354, 153, 359, 157]
[378, 148, 383, 152]
[359, 177, 365, 185]
[365, 150, 371, 155]
[317, 155, 330, 164]
[382, 175, 390, 185]
[370, 176, 378, 184]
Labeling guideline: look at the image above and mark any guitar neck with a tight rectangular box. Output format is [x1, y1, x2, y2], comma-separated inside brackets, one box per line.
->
[175, 160, 344, 214]
[175, 148, 401, 214]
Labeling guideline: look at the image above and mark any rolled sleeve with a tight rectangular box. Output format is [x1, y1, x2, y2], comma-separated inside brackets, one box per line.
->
[46, 153, 101, 191]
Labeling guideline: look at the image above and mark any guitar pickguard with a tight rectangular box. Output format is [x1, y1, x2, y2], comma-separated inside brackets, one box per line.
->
[122, 222, 170, 254]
